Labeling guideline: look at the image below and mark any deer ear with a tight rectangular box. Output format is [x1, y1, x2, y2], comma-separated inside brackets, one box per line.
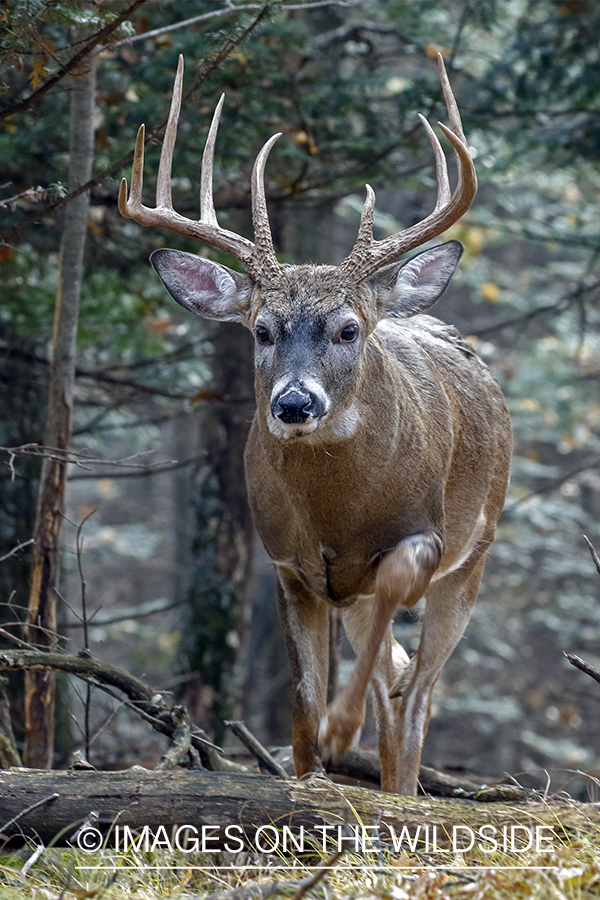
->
[150, 249, 253, 323]
[369, 241, 463, 318]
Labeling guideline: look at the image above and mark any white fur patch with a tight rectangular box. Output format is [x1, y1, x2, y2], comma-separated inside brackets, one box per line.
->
[267, 414, 319, 439]
[329, 403, 361, 439]
[430, 505, 487, 583]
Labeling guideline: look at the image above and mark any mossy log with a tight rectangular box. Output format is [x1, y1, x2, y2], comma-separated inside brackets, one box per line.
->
[0, 767, 597, 849]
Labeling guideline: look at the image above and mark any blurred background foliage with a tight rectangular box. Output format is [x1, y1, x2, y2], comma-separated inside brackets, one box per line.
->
[1, 0, 600, 789]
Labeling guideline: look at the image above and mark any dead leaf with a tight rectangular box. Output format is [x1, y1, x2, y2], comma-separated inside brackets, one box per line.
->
[29, 59, 50, 90]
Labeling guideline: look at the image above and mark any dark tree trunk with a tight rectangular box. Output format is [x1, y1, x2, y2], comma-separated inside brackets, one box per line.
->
[24, 58, 97, 768]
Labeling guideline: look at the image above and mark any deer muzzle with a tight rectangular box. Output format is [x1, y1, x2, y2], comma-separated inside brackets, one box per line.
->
[271, 387, 324, 424]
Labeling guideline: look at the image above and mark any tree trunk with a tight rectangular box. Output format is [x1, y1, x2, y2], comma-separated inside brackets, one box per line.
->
[24, 57, 97, 768]
[0, 767, 594, 847]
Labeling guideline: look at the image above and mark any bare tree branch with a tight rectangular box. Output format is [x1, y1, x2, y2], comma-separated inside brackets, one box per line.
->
[0, 648, 244, 772]
[565, 652, 600, 687]
[224, 719, 289, 777]
[110, 0, 362, 49]
[0, 539, 35, 565]
[583, 535, 600, 576]
[0, 0, 149, 122]
[0, 5, 269, 246]
[504, 456, 600, 513]
[1, 443, 174, 473]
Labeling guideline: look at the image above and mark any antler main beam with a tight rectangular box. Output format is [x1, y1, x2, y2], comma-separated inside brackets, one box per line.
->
[340, 54, 477, 283]
[118, 55, 282, 283]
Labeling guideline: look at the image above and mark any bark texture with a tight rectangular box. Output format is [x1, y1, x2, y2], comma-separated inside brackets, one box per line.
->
[24, 58, 97, 768]
[0, 767, 595, 846]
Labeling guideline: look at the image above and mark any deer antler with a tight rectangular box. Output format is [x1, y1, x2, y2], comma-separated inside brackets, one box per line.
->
[118, 55, 282, 283]
[340, 54, 477, 283]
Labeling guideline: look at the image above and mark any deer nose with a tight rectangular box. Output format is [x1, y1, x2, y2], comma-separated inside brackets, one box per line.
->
[272, 389, 314, 424]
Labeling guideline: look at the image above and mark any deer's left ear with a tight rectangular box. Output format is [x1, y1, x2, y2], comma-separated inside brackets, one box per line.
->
[368, 240, 463, 318]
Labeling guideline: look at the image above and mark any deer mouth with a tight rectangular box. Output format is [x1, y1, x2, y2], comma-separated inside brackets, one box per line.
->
[267, 415, 322, 440]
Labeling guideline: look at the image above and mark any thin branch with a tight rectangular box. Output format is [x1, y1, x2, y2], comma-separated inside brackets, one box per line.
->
[0, 539, 35, 565]
[504, 456, 600, 512]
[155, 706, 193, 771]
[1, 443, 174, 473]
[66, 597, 186, 628]
[565, 652, 600, 687]
[0, 627, 38, 651]
[204, 844, 345, 900]
[472, 268, 600, 340]
[293, 847, 345, 900]
[67, 455, 206, 481]
[110, 0, 361, 48]
[0, 793, 60, 835]
[0, 648, 245, 772]
[224, 719, 289, 777]
[583, 535, 600, 577]
[0, 0, 149, 122]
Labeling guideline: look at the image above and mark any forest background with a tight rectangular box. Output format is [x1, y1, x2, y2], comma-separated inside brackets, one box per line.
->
[1, 0, 600, 793]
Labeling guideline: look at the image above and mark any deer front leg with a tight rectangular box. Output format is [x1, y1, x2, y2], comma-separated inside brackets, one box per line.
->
[317, 532, 441, 787]
[391, 553, 487, 796]
[276, 573, 330, 779]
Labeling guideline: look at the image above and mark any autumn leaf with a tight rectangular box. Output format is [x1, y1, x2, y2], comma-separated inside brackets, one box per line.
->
[29, 59, 50, 90]
[481, 282, 500, 302]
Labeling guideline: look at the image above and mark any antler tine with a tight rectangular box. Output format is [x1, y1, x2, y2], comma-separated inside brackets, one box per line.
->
[437, 52, 467, 145]
[340, 55, 477, 283]
[419, 114, 451, 213]
[156, 54, 184, 209]
[250, 132, 282, 280]
[200, 93, 225, 227]
[118, 56, 284, 281]
[118, 123, 146, 217]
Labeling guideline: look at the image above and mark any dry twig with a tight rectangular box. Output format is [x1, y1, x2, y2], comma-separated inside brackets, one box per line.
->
[224, 720, 289, 777]
[584, 534, 600, 576]
[565, 652, 600, 687]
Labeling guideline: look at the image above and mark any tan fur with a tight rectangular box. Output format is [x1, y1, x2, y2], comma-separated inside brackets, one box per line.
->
[242, 270, 512, 795]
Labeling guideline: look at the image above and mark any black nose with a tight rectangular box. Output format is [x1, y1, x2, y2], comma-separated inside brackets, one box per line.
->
[272, 389, 313, 424]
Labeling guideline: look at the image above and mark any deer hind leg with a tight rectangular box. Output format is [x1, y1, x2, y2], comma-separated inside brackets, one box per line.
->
[277, 575, 330, 779]
[391, 552, 488, 796]
[317, 532, 441, 787]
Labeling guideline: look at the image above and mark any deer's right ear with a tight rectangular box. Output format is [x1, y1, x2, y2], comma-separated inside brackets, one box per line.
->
[368, 241, 463, 319]
[150, 249, 253, 323]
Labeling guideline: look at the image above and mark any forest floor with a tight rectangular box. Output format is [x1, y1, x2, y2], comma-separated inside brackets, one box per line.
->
[1, 826, 600, 899]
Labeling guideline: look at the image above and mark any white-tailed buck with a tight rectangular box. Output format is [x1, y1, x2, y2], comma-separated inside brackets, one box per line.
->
[120, 54, 512, 795]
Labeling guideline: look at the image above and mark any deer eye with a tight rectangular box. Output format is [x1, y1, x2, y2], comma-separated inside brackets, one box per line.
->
[336, 324, 359, 344]
[255, 325, 273, 345]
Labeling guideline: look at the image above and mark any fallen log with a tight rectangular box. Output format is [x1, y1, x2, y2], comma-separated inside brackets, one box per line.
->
[0, 766, 596, 849]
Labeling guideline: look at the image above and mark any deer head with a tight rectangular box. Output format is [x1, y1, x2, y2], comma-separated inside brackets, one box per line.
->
[119, 54, 476, 441]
